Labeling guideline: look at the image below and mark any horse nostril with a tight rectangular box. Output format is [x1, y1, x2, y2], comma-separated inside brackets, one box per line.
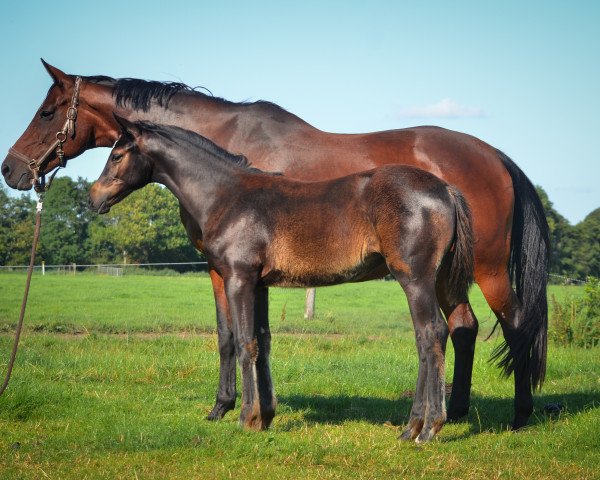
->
[1, 163, 10, 177]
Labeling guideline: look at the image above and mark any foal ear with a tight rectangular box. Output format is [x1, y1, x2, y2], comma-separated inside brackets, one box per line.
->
[113, 113, 141, 139]
[40, 59, 72, 88]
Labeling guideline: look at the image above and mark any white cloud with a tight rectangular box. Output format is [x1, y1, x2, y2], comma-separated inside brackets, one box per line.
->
[396, 98, 484, 119]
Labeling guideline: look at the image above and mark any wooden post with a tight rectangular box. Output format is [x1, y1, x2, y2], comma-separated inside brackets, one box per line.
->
[304, 288, 316, 320]
[41, 261, 45, 276]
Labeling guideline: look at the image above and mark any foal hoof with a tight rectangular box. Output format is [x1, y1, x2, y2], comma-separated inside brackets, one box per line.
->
[415, 428, 436, 443]
[206, 401, 235, 421]
[399, 420, 423, 442]
[399, 428, 418, 442]
[240, 402, 275, 431]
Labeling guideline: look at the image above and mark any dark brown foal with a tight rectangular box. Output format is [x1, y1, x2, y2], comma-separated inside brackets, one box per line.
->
[88, 117, 474, 442]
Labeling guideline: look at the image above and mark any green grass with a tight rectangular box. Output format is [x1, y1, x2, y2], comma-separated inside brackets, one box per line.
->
[0, 271, 584, 336]
[0, 273, 597, 479]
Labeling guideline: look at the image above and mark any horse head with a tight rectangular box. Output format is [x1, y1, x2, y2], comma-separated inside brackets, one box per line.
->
[2, 60, 97, 190]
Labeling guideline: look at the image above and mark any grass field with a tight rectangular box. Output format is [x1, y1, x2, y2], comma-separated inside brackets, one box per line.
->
[0, 272, 598, 479]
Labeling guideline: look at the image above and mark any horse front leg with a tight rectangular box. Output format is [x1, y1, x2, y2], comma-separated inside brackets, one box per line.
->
[225, 272, 275, 430]
[206, 269, 237, 421]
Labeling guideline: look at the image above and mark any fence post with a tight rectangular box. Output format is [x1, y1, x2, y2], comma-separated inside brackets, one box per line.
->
[42, 261, 45, 276]
[304, 288, 316, 320]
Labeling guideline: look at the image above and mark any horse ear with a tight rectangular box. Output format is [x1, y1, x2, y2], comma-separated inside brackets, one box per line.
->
[40, 59, 71, 87]
[113, 113, 141, 138]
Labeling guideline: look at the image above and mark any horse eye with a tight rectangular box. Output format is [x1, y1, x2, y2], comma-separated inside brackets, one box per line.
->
[40, 110, 55, 120]
[111, 153, 123, 163]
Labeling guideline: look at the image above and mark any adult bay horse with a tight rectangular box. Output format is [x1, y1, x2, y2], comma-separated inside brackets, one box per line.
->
[88, 117, 475, 442]
[1, 61, 549, 429]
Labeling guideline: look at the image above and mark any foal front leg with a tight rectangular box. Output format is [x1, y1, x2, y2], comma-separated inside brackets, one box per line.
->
[254, 285, 277, 427]
[225, 273, 275, 430]
[207, 269, 237, 421]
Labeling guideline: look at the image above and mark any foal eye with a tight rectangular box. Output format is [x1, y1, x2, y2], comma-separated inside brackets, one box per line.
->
[111, 153, 123, 163]
[40, 110, 55, 120]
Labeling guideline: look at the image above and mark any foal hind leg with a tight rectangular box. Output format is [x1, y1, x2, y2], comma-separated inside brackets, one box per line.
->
[477, 271, 533, 429]
[393, 265, 449, 442]
[207, 269, 237, 421]
[436, 272, 479, 421]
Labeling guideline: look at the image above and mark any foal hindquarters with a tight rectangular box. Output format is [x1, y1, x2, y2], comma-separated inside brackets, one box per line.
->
[376, 186, 472, 442]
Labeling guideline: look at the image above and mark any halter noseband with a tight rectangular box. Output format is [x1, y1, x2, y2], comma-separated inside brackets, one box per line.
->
[8, 76, 82, 193]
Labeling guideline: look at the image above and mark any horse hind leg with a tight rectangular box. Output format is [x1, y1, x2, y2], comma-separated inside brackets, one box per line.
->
[435, 265, 479, 422]
[478, 271, 534, 429]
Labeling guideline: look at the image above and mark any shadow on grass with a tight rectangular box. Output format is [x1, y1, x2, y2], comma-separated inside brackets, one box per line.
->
[277, 391, 599, 436]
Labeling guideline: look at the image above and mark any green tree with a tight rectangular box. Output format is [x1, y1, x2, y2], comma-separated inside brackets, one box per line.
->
[570, 209, 600, 278]
[536, 186, 574, 275]
[0, 183, 36, 265]
[87, 183, 200, 264]
[38, 176, 94, 265]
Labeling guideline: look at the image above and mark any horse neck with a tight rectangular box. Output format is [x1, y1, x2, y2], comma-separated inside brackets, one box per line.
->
[85, 81, 309, 150]
[147, 138, 245, 229]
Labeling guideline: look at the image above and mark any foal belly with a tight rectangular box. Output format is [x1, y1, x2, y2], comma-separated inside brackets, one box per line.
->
[261, 250, 386, 288]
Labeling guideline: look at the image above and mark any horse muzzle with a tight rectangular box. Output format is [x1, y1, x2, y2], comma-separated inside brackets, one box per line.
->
[88, 195, 111, 214]
[1, 153, 34, 190]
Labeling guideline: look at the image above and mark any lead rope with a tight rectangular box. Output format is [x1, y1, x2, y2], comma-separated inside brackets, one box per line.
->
[0, 194, 44, 397]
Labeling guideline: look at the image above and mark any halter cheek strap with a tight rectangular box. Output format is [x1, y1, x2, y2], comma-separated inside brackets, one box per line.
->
[8, 76, 82, 192]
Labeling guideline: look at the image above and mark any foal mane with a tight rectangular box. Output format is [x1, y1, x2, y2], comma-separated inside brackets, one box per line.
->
[134, 121, 274, 174]
[84, 75, 292, 117]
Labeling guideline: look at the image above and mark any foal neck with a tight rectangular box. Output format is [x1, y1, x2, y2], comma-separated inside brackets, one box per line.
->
[146, 129, 252, 228]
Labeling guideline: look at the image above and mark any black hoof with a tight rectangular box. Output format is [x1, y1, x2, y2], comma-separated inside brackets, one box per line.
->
[206, 401, 235, 421]
[511, 414, 530, 431]
[447, 408, 469, 422]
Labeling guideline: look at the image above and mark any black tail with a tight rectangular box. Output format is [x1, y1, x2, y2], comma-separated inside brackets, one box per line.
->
[491, 150, 550, 390]
[446, 186, 475, 305]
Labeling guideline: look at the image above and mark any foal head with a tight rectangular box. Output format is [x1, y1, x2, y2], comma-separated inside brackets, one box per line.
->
[88, 115, 152, 214]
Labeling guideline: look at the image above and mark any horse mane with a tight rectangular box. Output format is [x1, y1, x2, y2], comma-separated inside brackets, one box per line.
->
[83, 75, 292, 117]
[134, 121, 278, 175]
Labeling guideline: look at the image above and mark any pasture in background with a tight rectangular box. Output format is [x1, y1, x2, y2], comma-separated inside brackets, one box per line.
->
[0, 272, 598, 478]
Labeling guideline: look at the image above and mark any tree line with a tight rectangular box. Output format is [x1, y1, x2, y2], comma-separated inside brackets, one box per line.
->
[1, 177, 598, 279]
[0, 177, 201, 267]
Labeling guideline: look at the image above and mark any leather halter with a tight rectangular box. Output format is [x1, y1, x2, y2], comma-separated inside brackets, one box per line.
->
[8, 76, 82, 192]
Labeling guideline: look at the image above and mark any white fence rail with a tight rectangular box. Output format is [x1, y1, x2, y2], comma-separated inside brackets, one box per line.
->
[0, 264, 590, 284]
[0, 261, 209, 275]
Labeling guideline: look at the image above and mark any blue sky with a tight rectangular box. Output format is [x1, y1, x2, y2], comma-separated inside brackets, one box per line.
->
[1, 0, 598, 223]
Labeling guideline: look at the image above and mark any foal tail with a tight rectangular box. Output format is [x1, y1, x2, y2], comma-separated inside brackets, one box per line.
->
[445, 186, 475, 305]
